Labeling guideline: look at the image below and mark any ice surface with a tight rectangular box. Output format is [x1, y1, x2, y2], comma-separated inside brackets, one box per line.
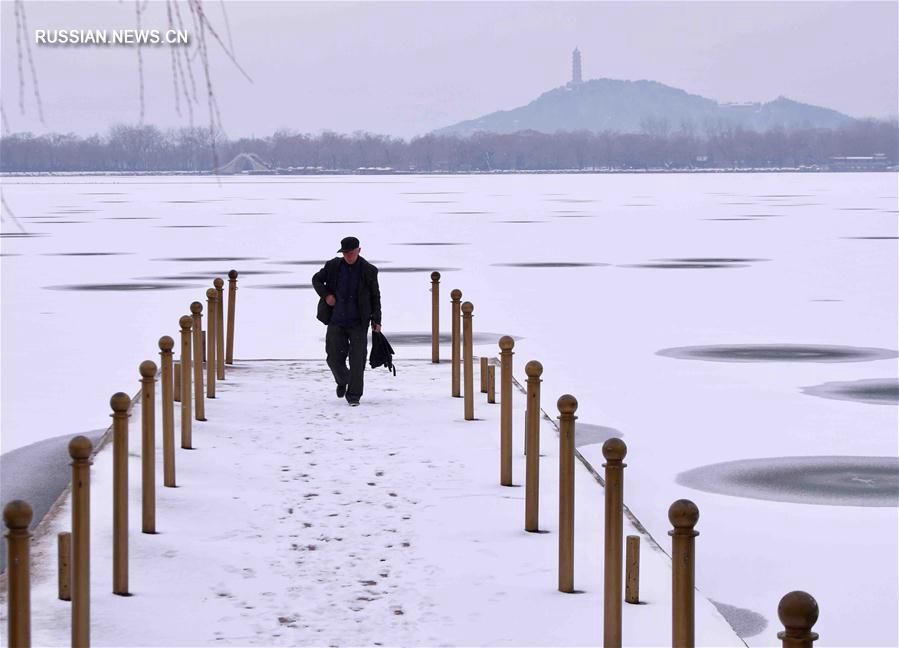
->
[1, 172, 897, 646]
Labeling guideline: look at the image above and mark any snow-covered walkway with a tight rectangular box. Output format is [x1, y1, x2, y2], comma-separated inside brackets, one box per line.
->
[3, 359, 742, 646]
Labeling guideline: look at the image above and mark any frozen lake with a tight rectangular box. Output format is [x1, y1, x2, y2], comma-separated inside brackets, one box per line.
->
[1, 172, 897, 645]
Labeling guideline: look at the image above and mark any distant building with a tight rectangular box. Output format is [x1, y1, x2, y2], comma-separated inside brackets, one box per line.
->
[828, 154, 889, 171]
[570, 47, 582, 85]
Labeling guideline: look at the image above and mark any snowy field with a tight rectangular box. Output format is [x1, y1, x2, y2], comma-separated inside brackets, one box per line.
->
[1, 172, 897, 646]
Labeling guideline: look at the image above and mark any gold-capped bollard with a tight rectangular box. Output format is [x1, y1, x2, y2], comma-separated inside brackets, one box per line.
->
[480, 357, 488, 394]
[139, 361, 157, 534]
[190, 301, 206, 421]
[777, 591, 819, 648]
[58, 532, 72, 601]
[557, 394, 577, 593]
[206, 288, 217, 399]
[450, 289, 462, 397]
[159, 336, 176, 487]
[226, 269, 238, 364]
[5, 499, 33, 648]
[462, 301, 475, 420]
[603, 438, 627, 648]
[179, 315, 193, 448]
[430, 272, 440, 363]
[214, 278, 225, 380]
[524, 360, 543, 532]
[669, 499, 700, 648]
[111, 392, 131, 596]
[69, 435, 93, 648]
[499, 336, 514, 486]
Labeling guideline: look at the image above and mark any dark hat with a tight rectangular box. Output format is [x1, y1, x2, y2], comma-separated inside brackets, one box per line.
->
[338, 236, 360, 252]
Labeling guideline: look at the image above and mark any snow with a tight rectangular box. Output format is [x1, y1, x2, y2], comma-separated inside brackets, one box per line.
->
[1, 359, 742, 646]
[1, 172, 897, 646]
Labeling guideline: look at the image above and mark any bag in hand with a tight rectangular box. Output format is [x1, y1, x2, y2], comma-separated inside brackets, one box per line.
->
[369, 330, 396, 375]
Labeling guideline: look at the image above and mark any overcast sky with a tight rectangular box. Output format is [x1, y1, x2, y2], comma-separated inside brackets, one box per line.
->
[1, 1, 896, 139]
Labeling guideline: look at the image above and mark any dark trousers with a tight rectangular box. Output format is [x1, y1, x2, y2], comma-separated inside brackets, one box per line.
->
[326, 322, 368, 399]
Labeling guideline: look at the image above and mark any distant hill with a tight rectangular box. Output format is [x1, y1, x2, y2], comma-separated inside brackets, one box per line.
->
[434, 79, 854, 137]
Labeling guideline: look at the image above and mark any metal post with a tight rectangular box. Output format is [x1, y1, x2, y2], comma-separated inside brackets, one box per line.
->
[226, 269, 238, 364]
[206, 288, 217, 399]
[111, 392, 131, 596]
[480, 357, 488, 393]
[179, 315, 193, 448]
[58, 532, 72, 601]
[450, 289, 462, 397]
[4, 500, 33, 648]
[487, 364, 496, 404]
[462, 301, 475, 420]
[626, 535, 641, 604]
[214, 278, 225, 380]
[524, 360, 543, 532]
[139, 361, 157, 534]
[159, 336, 176, 487]
[557, 394, 577, 593]
[499, 337, 514, 486]
[603, 438, 628, 648]
[669, 499, 700, 648]
[778, 591, 819, 648]
[190, 301, 205, 421]
[430, 271, 440, 363]
[69, 435, 92, 648]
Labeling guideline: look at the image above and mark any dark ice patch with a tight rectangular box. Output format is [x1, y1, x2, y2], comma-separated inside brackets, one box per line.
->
[284, 197, 322, 201]
[46, 283, 198, 291]
[0, 233, 46, 238]
[378, 267, 460, 273]
[622, 262, 748, 269]
[384, 332, 519, 346]
[441, 211, 491, 215]
[155, 256, 264, 262]
[801, 378, 899, 405]
[661, 257, 766, 264]
[574, 423, 623, 448]
[492, 262, 607, 268]
[677, 456, 899, 507]
[710, 601, 768, 638]
[44, 252, 133, 257]
[842, 236, 899, 240]
[657, 344, 898, 363]
[269, 259, 391, 265]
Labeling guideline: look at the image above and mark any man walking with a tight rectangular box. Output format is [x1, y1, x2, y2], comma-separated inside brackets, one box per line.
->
[312, 236, 382, 406]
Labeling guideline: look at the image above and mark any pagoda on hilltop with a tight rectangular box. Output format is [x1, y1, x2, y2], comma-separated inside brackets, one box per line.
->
[569, 47, 583, 86]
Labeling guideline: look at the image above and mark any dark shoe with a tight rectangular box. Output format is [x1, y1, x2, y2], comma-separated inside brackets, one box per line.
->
[336, 384, 347, 399]
[346, 397, 360, 407]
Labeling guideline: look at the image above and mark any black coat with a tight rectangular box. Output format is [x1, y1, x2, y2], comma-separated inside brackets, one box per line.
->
[311, 256, 381, 326]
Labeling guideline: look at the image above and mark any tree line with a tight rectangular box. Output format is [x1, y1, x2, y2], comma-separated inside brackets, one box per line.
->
[1, 119, 896, 173]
